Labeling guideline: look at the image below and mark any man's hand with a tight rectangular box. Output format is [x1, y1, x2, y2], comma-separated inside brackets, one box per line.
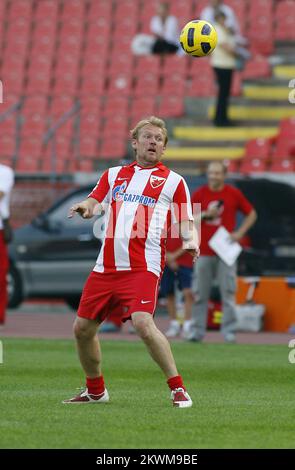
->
[68, 198, 99, 219]
[229, 230, 243, 242]
[182, 240, 200, 263]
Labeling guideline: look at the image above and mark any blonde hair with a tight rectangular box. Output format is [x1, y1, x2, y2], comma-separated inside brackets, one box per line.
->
[130, 116, 168, 146]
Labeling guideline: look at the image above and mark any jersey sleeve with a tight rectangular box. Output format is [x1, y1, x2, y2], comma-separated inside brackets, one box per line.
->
[0, 167, 14, 195]
[171, 177, 194, 224]
[88, 170, 111, 203]
[236, 188, 254, 215]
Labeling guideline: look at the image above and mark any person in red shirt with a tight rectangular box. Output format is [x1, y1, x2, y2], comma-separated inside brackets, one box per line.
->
[161, 228, 194, 340]
[190, 161, 257, 343]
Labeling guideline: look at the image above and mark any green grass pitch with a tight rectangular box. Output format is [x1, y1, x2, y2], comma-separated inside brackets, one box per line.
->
[0, 338, 294, 449]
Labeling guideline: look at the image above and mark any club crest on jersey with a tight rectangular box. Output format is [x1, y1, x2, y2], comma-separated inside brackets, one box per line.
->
[150, 175, 166, 189]
[113, 180, 127, 201]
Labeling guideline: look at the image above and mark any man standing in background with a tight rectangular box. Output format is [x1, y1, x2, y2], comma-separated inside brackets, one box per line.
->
[190, 161, 257, 343]
[0, 162, 14, 327]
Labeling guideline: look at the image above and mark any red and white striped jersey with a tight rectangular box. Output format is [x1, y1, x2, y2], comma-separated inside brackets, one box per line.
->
[88, 161, 193, 277]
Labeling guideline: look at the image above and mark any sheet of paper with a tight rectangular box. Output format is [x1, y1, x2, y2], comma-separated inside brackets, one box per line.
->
[208, 226, 242, 266]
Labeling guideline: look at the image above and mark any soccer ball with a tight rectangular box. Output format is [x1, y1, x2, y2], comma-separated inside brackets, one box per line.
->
[179, 20, 218, 57]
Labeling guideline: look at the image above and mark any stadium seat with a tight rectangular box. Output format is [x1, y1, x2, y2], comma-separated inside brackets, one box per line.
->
[1, 53, 26, 76]
[80, 76, 106, 96]
[0, 115, 18, 135]
[157, 96, 185, 118]
[22, 95, 48, 119]
[240, 157, 268, 174]
[161, 56, 189, 77]
[244, 138, 272, 160]
[2, 69, 25, 94]
[41, 157, 67, 174]
[9, 0, 33, 19]
[102, 97, 129, 117]
[79, 136, 98, 158]
[0, 135, 16, 156]
[269, 159, 295, 172]
[108, 55, 135, 77]
[80, 113, 100, 137]
[134, 56, 161, 77]
[78, 159, 94, 172]
[26, 71, 51, 94]
[278, 117, 295, 136]
[129, 97, 157, 122]
[44, 135, 71, 159]
[62, 0, 86, 19]
[59, 17, 85, 35]
[108, 73, 133, 96]
[21, 112, 47, 136]
[272, 139, 295, 159]
[242, 56, 271, 80]
[102, 116, 128, 139]
[187, 74, 215, 97]
[99, 137, 126, 160]
[58, 32, 83, 55]
[226, 159, 241, 173]
[34, 0, 59, 21]
[19, 136, 43, 159]
[50, 96, 75, 118]
[80, 97, 102, 115]
[55, 53, 80, 76]
[88, 0, 112, 19]
[134, 73, 159, 97]
[161, 75, 186, 96]
[16, 155, 40, 173]
[5, 32, 29, 56]
[53, 72, 79, 95]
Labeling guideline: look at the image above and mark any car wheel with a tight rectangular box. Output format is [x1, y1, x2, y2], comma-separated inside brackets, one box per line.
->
[7, 265, 23, 308]
[65, 296, 81, 311]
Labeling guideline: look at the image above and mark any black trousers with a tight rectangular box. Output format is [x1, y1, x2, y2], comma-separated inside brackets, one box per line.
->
[152, 38, 178, 54]
[213, 67, 234, 125]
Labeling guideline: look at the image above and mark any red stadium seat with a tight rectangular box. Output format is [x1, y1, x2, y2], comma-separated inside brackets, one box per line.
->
[59, 17, 85, 35]
[53, 72, 79, 95]
[80, 97, 102, 115]
[269, 159, 294, 173]
[278, 117, 295, 137]
[244, 138, 272, 160]
[1, 53, 26, 75]
[5, 33, 29, 56]
[34, 0, 59, 20]
[0, 135, 16, 156]
[30, 33, 56, 55]
[129, 97, 157, 122]
[80, 76, 106, 96]
[28, 53, 52, 77]
[187, 74, 215, 97]
[22, 95, 48, 115]
[102, 115, 128, 137]
[79, 136, 98, 158]
[44, 135, 71, 159]
[240, 157, 268, 174]
[16, 155, 40, 173]
[162, 56, 189, 77]
[99, 138, 126, 160]
[2, 69, 25, 94]
[134, 56, 161, 77]
[9, 0, 33, 19]
[134, 73, 159, 97]
[62, 0, 86, 19]
[41, 158, 67, 174]
[80, 113, 101, 137]
[226, 159, 241, 173]
[0, 115, 17, 135]
[108, 55, 135, 77]
[272, 139, 295, 159]
[19, 136, 42, 159]
[113, 16, 138, 35]
[88, 0, 112, 20]
[78, 159, 94, 172]
[21, 112, 47, 136]
[108, 73, 133, 96]
[161, 74, 186, 96]
[7, 18, 31, 35]
[58, 32, 83, 55]
[242, 56, 271, 80]
[102, 97, 129, 117]
[26, 71, 52, 94]
[157, 96, 185, 118]
[55, 53, 80, 76]
[231, 73, 242, 97]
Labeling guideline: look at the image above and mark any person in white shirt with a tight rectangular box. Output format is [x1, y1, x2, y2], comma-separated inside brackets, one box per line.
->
[150, 2, 179, 54]
[210, 10, 238, 126]
[201, 0, 241, 39]
[0, 163, 14, 326]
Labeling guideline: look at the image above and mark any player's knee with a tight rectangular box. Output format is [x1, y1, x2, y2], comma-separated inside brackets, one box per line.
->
[133, 315, 154, 341]
[73, 319, 93, 341]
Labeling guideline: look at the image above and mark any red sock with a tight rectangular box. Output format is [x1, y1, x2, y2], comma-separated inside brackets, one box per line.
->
[86, 376, 105, 395]
[167, 375, 185, 391]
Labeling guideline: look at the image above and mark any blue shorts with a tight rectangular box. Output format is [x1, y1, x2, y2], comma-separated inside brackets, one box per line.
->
[160, 266, 193, 297]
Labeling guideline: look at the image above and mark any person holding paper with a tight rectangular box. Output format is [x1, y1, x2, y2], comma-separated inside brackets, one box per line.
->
[190, 162, 257, 343]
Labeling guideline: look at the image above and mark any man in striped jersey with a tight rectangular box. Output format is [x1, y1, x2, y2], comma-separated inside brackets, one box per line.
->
[63, 117, 199, 408]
